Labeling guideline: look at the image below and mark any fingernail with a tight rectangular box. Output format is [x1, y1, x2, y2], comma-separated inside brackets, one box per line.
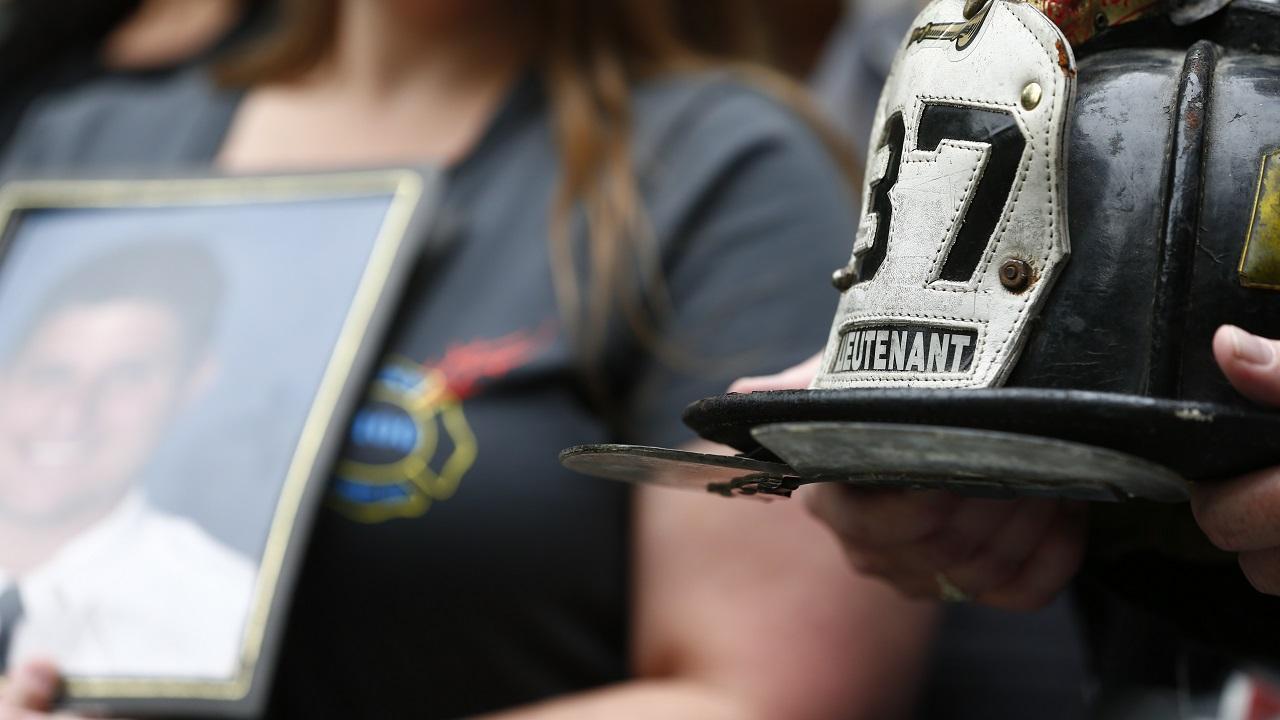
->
[1229, 326, 1275, 366]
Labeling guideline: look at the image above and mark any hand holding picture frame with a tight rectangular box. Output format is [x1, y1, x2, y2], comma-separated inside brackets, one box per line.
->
[0, 169, 440, 717]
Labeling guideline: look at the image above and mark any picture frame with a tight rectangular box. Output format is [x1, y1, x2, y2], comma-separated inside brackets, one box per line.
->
[0, 169, 441, 717]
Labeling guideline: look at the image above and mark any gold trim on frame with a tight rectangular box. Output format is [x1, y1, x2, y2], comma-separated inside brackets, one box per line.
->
[0, 170, 426, 704]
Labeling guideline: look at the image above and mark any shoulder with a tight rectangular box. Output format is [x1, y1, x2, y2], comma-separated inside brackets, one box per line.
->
[1, 68, 230, 175]
[632, 70, 822, 151]
[630, 70, 842, 183]
[626, 70, 855, 252]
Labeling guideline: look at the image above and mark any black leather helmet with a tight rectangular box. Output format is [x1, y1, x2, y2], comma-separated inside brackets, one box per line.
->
[667, 0, 1280, 504]
[564, 0, 1280, 657]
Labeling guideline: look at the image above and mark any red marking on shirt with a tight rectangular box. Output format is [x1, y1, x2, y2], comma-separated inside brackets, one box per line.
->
[427, 323, 556, 400]
[1247, 675, 1280, 720]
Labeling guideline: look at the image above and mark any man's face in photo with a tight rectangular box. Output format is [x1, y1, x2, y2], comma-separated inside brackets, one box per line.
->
[0, 298, 200, 524]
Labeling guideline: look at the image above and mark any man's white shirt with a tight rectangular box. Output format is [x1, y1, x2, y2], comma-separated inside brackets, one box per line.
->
[0, 493, 257, 679]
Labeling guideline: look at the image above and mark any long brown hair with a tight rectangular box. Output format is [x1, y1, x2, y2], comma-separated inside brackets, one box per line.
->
[218, 0, 855, 391]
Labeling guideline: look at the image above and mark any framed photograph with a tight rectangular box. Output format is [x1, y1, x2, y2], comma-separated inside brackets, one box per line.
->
[0, 170, 440, 717]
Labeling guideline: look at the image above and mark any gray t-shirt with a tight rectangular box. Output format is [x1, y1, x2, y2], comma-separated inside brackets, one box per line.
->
[2, 68, 853, 718]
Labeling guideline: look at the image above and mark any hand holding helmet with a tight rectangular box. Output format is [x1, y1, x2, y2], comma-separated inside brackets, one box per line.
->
[730, 353, 1086, 608]
[736, 325, 1280, 606]
[1192, 326, 1280, 597]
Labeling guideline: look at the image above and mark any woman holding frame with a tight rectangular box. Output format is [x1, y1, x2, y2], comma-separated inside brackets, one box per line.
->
[0, 1, 936, 717]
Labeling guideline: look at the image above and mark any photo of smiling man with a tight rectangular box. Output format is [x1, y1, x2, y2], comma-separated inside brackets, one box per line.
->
[0, 241, 255, 680]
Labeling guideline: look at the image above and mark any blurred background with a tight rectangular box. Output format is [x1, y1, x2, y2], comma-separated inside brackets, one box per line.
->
[0, 1, 1092, 718]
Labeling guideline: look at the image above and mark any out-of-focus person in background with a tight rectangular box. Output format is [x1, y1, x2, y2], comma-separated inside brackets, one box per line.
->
[0, 0, 268, 150]
[810, 0, 920, 160]
[0, 1, 937, 719]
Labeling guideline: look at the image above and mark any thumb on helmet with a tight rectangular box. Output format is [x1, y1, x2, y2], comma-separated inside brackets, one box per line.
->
[1213, 325, 1280, 407]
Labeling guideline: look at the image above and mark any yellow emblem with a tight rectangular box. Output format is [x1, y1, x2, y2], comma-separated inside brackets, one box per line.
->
[331, 357, 477, 523]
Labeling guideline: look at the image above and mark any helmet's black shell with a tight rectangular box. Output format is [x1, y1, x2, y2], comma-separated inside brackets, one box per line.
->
[1012, 21, 1280, 409]
[1014, 6, 1280, 664]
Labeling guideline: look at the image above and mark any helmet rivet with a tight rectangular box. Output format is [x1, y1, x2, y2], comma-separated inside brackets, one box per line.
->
[831, 266, 857, 292]
[999, 259, 1032, 293]
[1020, 82, 1042, 111]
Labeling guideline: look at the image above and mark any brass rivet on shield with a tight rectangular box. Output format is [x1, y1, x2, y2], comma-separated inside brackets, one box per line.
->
[963, 0, 987, 19]
[999, 258, 1032, 293]
[1020, 82, 1042, 111]
[831, 266, 857, 292]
